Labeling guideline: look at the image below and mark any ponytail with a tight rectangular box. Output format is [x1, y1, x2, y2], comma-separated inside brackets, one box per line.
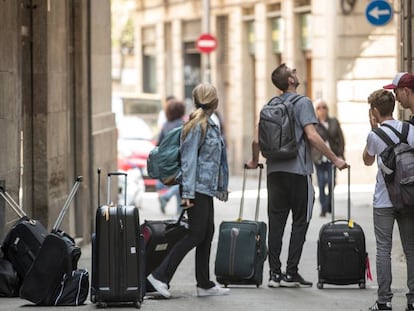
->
[182, 83, 219, 140]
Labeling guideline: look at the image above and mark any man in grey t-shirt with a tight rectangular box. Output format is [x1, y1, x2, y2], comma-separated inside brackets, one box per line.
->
[247, 63, 347, 288]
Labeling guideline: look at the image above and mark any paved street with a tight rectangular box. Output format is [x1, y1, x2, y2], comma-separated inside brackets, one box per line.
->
[1, 171, 409, 310]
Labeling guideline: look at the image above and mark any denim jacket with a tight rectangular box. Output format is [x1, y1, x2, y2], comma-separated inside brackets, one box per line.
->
[180, 117, 229, 201]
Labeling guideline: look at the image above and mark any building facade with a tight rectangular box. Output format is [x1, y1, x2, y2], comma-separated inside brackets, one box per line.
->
[129, 0, 408, 184]
[0, 0, 116, 242]
[401, 0, 414, 105]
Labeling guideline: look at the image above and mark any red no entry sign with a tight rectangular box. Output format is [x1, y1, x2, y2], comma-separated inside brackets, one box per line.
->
[196, 33, 217, 53]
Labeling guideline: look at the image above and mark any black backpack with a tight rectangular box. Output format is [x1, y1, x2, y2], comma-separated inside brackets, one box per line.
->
[259, 94, 303, 160]
[373, 122, 414, 208]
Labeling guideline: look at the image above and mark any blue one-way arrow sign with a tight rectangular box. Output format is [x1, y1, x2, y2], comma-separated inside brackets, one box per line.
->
[365, 0, 393, 26]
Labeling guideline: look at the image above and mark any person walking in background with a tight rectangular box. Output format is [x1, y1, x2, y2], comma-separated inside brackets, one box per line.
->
[311, 99, 345, 217]
[157, 95, 176, 131]
[147, 83, 230, 298]
[247, 63, 347, 289]
[383, 72, 414, 125]
[157, 99, 186, 215]
[363, 89, 414, 311]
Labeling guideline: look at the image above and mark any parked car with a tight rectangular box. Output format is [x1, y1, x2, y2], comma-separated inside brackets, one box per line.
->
[117, 116, 157, 191]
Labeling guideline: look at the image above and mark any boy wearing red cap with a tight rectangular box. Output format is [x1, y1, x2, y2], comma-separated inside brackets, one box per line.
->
[383, 72, 414, 124]
[363, 89, 414, 311]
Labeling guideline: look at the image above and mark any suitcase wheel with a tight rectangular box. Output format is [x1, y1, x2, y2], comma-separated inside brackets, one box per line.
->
[317, 282, 324, 289]
[134, 301, 141, 309]
[256, 284, 260, 288]
[359, 282, 366, 289]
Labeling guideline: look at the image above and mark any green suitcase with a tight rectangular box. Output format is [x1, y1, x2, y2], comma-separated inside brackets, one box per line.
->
[215, 164, 267, 287]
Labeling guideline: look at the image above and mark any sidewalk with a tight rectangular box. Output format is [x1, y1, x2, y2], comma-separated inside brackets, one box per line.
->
[1, 174, 409, 310]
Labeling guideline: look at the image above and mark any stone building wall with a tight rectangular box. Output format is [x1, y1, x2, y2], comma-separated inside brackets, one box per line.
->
[0, 0, 116, 241]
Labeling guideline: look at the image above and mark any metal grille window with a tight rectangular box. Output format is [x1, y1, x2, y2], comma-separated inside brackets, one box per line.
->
[217, 15, 229, 82]
[300, 13, 311, 51]
[271, 17, 284, 54]
[142, 26, 157, 93]
[247, 21, 255, 55]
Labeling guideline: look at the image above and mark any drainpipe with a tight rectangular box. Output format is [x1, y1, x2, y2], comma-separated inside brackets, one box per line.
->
[0, 181, 5, 241]
[87, 0, 94, 236]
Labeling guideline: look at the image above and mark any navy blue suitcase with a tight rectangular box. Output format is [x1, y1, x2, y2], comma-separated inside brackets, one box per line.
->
[0, 189, 48, 280]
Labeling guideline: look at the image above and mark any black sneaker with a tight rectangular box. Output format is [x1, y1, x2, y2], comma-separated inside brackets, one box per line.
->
[268, 271, 282, 288]
[406, 302, 414, 311]
[368, 301, 392, 310]
[280, 273, 312, 288]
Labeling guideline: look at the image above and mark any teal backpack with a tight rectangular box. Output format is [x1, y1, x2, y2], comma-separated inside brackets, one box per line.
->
[147, 126, 182, 185]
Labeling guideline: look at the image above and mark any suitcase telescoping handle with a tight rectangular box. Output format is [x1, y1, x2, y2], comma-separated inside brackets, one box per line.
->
[0, 187, 26, 218]
[107, 171, 127, 206]
[52, 176, 83, 232]
[331, 165, 351, 222]
[239, 163, 264, 221]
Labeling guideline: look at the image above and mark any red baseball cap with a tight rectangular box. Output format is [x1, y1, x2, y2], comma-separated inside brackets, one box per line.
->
[383, 72, 414, 89]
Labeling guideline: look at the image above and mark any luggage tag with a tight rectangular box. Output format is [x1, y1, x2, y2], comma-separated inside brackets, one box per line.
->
[101, 206, 110, 221]
[348, 219, 354, 228]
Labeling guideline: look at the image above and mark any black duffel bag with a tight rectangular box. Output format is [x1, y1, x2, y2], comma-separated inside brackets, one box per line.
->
[0, 255, 20, 297]
[50, 269, 89, 306]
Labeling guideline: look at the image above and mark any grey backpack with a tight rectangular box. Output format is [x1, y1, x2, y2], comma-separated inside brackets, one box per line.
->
[373, 122, 414, 208]
[259, 94, 303, 160]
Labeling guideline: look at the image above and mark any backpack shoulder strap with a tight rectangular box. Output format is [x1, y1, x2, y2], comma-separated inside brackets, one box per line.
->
[372, 127, 394, 146]
[401, 122, 410, 143]
[266, 94, 304, 106]
[289, 94, 304, 105]
[381, 123, 408, 143]
[281, 94, 303, 105]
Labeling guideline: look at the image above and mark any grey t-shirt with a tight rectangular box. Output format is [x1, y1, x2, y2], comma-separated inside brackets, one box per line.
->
[266, 92, 318, 176]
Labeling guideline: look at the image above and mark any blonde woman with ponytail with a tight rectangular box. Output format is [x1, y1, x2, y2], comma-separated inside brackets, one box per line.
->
[148, 83, 230, 298]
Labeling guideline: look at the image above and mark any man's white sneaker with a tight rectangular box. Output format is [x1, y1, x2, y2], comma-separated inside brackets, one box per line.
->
[147, 274, 171, 298]
[196, 285, 230, 297]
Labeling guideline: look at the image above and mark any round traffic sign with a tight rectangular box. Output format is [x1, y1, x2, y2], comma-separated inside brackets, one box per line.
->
[196, 33, 217, 54]
[365, 0, 393, 26]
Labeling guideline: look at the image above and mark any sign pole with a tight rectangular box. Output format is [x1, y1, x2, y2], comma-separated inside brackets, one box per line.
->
[202, 0, 211, 83]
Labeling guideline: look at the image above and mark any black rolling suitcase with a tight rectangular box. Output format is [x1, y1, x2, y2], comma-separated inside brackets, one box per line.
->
[141, 209, 189, 292]
[20, 176, 87, 305]
[215, 164, 267, 287]
[0, 188, 48, 281]
[317, 166, 368, 289]
[90, 170, 144, 309]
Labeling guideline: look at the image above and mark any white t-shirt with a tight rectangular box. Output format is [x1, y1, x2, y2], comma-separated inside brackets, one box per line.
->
[320, 120, 330, 163]
[366, 119, 414, 208]
[157, 110, 167, 131]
